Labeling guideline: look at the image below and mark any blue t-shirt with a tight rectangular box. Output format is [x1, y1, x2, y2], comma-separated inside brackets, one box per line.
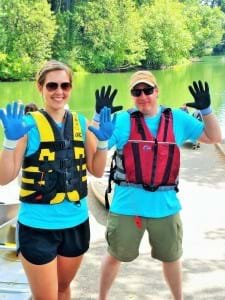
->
[108, 107, 204, 218]
[18, 111, 88, 229]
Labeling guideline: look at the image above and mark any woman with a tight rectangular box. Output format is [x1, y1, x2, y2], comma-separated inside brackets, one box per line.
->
[0, 60, 114, 300]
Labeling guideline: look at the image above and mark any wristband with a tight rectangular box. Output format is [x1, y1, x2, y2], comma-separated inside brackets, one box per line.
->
[97, 140, 108, 150]
[200, 106, 212, 116]
[93, 112, 100, 123]
[3, 138, 18, 150]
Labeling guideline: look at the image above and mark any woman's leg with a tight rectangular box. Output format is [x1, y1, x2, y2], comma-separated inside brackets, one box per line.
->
[20, 254, 58, 300]
[57, 254, 84, 300]
[18, 220, 88, 300]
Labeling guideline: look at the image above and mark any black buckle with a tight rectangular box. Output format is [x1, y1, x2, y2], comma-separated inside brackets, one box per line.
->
[57, 141, 66, 150]
[142, 184, 158, 192]
[60, 159, 70, 169]
[55, 140, 71, 150]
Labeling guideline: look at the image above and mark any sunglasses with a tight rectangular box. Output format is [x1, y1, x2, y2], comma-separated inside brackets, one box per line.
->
[131, 87, 155, 97]
[45, 82, 72, 92]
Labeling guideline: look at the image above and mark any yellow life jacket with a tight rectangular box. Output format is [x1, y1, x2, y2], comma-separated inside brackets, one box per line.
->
[19, 110, 87, 204]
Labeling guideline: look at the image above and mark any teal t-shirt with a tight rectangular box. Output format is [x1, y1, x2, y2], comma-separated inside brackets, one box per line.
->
[108, 107, 204, 218]
[18, 111, 88, 229]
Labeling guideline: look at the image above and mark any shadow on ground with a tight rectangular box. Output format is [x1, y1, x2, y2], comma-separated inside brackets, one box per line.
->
[180, 144, 225, 187]
[72, 237, 225, 300]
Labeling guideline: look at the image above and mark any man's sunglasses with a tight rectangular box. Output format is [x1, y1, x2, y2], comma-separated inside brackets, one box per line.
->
[131, 87, 155, 97]
[45, 82, 72, 92]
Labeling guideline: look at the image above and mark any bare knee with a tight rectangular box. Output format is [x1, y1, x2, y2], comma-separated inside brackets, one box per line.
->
[108, 254, 119, 263]
[103, 254, 121, 266]
[58, 280, 71, 293]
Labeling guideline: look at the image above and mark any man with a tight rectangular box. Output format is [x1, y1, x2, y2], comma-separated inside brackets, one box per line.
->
[97, 71, 221, 300]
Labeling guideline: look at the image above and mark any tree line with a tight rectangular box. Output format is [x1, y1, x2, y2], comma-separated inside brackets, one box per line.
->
[0, 0, 224, 80]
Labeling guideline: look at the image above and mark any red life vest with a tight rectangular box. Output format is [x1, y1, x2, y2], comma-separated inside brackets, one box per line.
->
[116, 108, 180, 191]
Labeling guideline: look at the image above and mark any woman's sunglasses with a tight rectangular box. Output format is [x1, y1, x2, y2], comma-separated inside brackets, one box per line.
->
[131, 87, 155, 97]
[45, 82, 72, 92]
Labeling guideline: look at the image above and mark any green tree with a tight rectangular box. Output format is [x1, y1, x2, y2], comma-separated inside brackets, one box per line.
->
[70, 0, 146, 72]
[181, 0, 225, 12]
[51, 11, 74, 61]
[133, 0, 154, 6]
[48, 0, 86, 12]
[141, 0, 192, 69]
[183, 2, 225, 56]
[201, 0, 225, 10]
[48, 0, 74, 12]
[0, 0, 56, 80]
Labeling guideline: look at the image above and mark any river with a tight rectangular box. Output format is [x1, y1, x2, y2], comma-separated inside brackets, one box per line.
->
[0, 55, 225, 142]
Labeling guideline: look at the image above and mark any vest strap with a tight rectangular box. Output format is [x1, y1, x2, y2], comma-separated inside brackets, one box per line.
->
[114, 180, 178, 191]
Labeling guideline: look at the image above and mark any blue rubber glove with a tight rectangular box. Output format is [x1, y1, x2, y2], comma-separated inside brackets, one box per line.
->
[88, 107, 115, 141]
[0, 102, 34, 140]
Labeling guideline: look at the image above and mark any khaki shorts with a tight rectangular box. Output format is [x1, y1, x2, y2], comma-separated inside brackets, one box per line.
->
[106, 213, 183, 262]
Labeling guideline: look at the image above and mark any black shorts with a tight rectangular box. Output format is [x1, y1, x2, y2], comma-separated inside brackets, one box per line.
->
[17, 219, 90, 265]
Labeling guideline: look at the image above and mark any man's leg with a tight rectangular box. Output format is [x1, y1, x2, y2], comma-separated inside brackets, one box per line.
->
[162, 259, 183, 300]
[99, 214, 145, 300]
[98, 254, 121, 300]
[147, 214, 183, 300]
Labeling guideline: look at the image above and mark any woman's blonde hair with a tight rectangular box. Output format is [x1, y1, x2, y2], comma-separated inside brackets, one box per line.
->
[36, 60, 73, 86]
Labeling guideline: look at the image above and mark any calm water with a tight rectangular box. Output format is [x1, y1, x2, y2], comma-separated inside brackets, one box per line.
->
[0, 55, 225, 143]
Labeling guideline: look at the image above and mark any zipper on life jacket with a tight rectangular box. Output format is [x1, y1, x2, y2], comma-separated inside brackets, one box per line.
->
[142, 138, 159, 192]
[74, 154, 83, 207]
